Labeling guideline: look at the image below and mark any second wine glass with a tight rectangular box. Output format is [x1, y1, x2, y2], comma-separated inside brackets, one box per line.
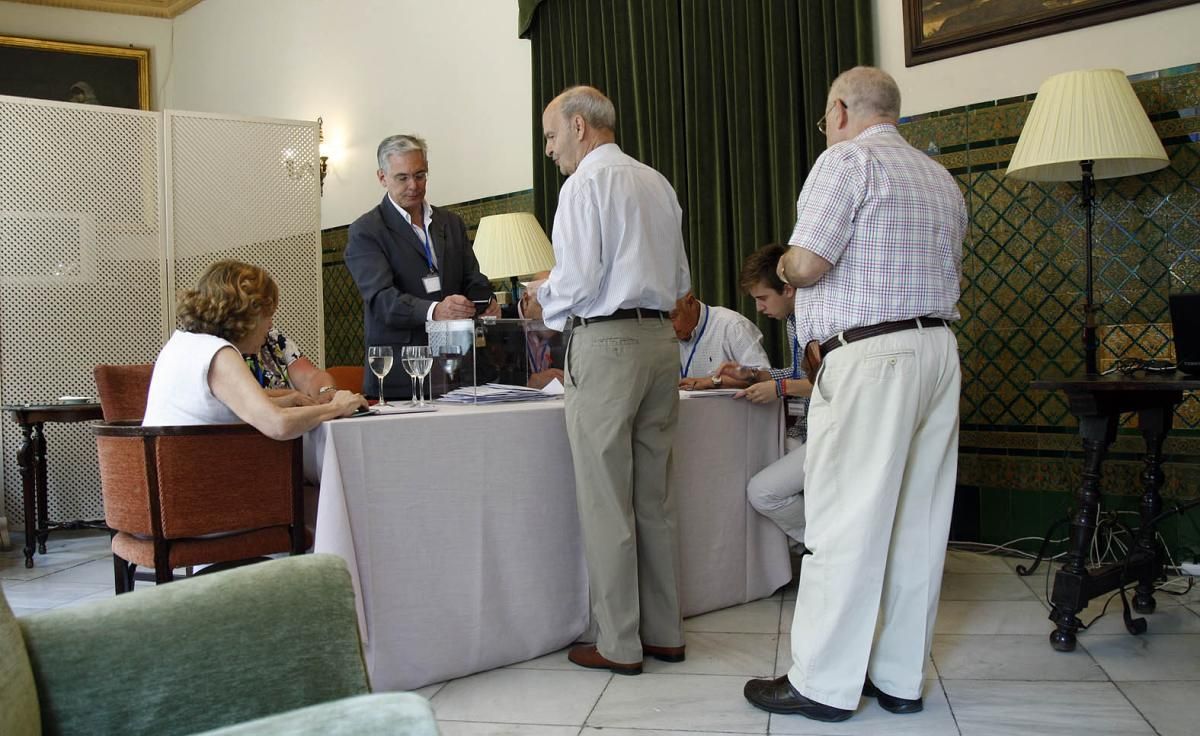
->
[412, 345, 433, 407]
[401, 346, 420, 406]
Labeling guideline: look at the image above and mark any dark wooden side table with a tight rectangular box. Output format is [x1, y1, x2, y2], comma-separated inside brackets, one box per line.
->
[3, 402, 106, 568]
[1029, 374, 1200, 652]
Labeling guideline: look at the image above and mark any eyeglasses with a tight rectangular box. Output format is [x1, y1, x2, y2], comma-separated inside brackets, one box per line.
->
[816, 99, 843, 135]
[392, 172, 429, 185]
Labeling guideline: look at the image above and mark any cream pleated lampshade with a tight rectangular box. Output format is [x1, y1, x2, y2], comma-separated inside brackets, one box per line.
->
[473, 212, 556, 279]
[1006, 68, 1169, 182]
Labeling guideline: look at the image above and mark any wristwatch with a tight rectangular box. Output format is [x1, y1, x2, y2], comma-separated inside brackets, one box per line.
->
[711, 375, 723, 386]
[318, 385, 338, 395]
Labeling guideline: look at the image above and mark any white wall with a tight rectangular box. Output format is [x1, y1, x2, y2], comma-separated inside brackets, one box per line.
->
[0, 0, 173, 107]
[169, 0, 533, 229]
[873, 0, 1200, 117]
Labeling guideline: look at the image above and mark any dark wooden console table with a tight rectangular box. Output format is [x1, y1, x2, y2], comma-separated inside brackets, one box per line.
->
[3, 402, 106, 568]
[1029, 374, 1200, 652]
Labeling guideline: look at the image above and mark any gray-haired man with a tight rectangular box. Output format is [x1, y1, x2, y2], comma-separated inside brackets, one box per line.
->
[345, 134, 498, 399]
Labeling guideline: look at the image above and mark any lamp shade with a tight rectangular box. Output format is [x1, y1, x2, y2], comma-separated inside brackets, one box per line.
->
[1006, 68, 1168, 182]
[472, 212, 555, 280]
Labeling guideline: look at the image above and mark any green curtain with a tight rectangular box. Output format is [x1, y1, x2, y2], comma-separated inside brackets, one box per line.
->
[524, 0, 871, 362]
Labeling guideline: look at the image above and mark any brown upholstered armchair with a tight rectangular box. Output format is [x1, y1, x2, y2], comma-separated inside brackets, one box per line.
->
[326, 364, 366, 391]
[93, 363, 154, 421]
[93, 421, 306, 593]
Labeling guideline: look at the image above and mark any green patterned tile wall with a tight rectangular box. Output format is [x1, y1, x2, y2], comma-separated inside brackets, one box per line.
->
[898, 64, 1200, 555]
[321, 190, 535, 368]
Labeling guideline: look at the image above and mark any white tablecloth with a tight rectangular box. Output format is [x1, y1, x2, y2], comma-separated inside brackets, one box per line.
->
[310, 392, 791, 691]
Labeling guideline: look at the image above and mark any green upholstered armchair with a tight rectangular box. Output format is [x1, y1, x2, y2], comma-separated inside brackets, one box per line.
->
[1, 554, 439, 735]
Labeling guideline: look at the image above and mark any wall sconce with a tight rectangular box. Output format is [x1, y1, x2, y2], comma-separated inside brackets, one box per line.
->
[318, 116, 328, 195]
[280, 116, 330, 197]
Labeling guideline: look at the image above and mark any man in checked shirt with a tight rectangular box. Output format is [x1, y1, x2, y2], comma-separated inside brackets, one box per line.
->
[744, 66, 967, 723]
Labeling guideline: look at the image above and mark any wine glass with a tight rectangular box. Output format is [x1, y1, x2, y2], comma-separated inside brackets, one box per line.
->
[367, 346, 393, 406]
[401, 346, 420, 406]
[412, 345, 433, 407]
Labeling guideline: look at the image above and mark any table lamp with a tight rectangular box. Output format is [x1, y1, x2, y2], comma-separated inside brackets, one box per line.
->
[472, 212, 556, 305]
[1006, 68, 1169, 375]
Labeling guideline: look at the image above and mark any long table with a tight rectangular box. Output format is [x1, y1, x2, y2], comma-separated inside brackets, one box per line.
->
[309, 392, 791, 691]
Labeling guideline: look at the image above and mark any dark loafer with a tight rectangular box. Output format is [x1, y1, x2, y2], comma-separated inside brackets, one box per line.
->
[863, 678, 923, 714]
[743, 675, 853, 722]
[568, 644, 642, 675]
[643, 644, 686, 662]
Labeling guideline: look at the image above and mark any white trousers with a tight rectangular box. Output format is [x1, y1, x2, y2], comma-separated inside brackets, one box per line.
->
[787, 324, 960, 710]
[747, 436, 806, 544]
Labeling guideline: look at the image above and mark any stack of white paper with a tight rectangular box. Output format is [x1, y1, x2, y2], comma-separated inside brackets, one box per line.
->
[437, 381, 564, 404]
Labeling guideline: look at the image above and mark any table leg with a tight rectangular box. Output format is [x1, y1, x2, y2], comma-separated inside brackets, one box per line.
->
[1133, 406, 1171, 614]
[16, 423, 36, 568]
[1050, 413, 1116, 652]
[34, 423, 49, 554]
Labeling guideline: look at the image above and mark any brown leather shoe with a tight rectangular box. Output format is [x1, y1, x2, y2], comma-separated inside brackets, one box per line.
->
[568, 644, 642, 675]
[643, 644, 686, 662]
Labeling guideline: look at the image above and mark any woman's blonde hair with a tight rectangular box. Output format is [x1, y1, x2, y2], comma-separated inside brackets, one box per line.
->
[177, 260, 278, 343]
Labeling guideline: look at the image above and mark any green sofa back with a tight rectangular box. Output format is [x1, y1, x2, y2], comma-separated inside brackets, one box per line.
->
[17, 554, 371, 736]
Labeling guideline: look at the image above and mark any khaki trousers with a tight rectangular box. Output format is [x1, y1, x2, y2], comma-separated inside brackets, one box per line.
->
[564, 316, 683, 663]
[788, 325, 960, 710]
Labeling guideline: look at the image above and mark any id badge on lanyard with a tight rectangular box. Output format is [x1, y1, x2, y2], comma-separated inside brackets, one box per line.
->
[419, 222, 440, 293]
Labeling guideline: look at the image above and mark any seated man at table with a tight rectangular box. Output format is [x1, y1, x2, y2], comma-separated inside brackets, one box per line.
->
[716, 244, 812, 548]
[518, 274, 566, 390]
[671, 291, 769, 390]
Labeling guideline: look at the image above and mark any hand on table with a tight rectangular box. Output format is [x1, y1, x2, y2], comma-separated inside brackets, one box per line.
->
[734, 380, 780, 404]
[528, 368, 564, 390]
[679, 376, 718, 391]
[330, 390, 368, 416]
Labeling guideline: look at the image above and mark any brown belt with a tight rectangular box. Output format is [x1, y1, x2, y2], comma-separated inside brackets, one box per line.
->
[572, 308, 669, 327]
[801, 316, 948, 376]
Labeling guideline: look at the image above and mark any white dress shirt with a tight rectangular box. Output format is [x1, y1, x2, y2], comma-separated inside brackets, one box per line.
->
[678, 303, 769, 378]
[389, 195, 440, 321]
[538, 143, 691, 331]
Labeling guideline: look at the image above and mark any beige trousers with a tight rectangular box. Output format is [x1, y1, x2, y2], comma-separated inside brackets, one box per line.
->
[788, 325, 960, 710]
[564, 316, 683, 664]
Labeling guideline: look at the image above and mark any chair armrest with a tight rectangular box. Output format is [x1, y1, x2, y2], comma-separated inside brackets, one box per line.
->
[194, 693, 440, 736]
[19, 555, 369, 736]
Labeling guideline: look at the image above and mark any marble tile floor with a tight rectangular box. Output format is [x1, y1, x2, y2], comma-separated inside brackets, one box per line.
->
[4, 532, 1200, 735]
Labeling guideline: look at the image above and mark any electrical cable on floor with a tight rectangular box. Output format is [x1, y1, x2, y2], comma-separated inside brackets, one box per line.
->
[949, 507, 1198, 630]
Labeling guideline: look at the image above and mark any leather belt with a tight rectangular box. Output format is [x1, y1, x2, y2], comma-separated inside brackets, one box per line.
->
[801, 316, 948, 377]
[572, 308, 669, 327]
[820, 316, 948, 357]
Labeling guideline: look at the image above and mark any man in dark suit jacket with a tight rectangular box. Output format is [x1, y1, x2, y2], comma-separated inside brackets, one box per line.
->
[345, 134, 498, 399]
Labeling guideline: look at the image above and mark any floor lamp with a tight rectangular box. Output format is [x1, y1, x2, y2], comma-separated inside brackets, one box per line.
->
[472, 212, 556, 308]
[1005, 68, 1169, 376]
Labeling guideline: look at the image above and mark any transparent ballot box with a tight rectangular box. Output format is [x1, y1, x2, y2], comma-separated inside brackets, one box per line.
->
[425, 317, 569, 401]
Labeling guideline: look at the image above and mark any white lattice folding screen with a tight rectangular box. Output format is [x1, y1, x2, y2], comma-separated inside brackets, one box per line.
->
[0, 97, 322, 526]
[165, 111, 323, 361]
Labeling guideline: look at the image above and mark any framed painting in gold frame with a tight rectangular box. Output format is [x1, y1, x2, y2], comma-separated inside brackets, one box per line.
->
[904, 0, 1200, 67]
[0, 35, 150, 110]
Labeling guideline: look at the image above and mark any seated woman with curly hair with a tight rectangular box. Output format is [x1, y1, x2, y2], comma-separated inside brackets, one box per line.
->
[143, 260, 366, 438]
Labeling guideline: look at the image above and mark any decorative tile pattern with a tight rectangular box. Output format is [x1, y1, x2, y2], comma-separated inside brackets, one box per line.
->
[900, 64, 1200, 553]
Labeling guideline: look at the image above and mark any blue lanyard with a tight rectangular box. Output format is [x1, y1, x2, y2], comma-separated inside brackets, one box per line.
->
[420, 221, 436, 272]
[681, 304, 710, 378]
